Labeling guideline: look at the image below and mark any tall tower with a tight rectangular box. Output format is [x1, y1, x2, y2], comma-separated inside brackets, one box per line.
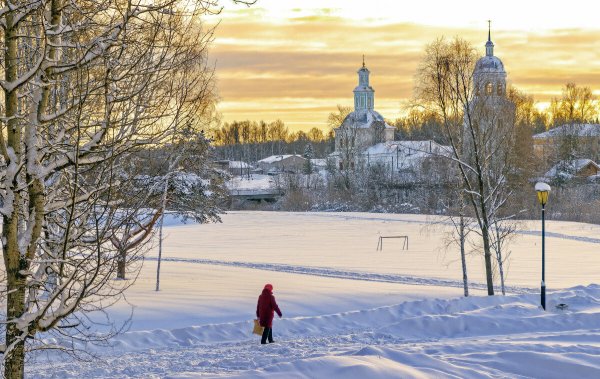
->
[353, 56, 375, 111]
[473, 21, 506, 98]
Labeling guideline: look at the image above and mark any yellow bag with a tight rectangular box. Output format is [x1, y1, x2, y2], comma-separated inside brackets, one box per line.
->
[253, 319, 264, 336]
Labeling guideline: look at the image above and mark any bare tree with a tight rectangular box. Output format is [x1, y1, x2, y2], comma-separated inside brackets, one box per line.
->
[0, 1, 242, 377]
[327, 105, 353, 130]
[415, 37, 517, 296]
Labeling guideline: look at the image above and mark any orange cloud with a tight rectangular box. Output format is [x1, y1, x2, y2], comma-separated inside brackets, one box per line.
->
[207, 16, 600, 131]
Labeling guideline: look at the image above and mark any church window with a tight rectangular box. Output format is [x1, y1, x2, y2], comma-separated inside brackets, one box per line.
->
[485, 82, 493, 95]
[497, 83, 503, 96]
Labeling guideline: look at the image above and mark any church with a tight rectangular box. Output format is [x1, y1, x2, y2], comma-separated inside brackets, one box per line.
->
[332, 27, 509, 174]
[333, 58, 395, 155]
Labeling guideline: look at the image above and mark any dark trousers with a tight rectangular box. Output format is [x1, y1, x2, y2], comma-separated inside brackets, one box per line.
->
[261, 327, 273, 344]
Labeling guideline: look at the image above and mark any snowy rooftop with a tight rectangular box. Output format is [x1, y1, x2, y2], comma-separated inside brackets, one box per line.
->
[310, 158, 327, 167]
[474, 55, 505, 74]
[226, 174, 274, 191]
[362, 140, 452, 173]
[544, 159, 600, 179]
[533, 123, 600, 139]
[258, 154, 304, 164]
[340, 109, 394, 129]
[228, 160, 251, 169]
[364, 140, 452, 157]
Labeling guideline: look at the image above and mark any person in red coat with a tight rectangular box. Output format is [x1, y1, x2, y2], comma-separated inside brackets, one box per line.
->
[256, 283, 282, 344]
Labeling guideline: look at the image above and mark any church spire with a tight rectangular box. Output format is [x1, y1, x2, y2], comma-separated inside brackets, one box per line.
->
[354, 56, 374, 111]
[485, 20, 494, 56]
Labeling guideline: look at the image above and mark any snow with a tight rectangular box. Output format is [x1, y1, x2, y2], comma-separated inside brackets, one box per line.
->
[310, 158, 327, 168]
[226, 175, 275, 191]
[25, 211, 600, 378]
[257, 155, 303, 164]
[543, 159, 599, 179]
[533, 123, 600, 139]
[340, 109, 395, 129]
[362, 140, 451, 173]
[365, 140, 450, 157]
[228, 161, 252, 169]
[535, 182, 551, 191]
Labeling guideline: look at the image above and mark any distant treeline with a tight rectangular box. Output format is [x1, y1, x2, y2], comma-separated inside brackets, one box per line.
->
[209, 120, 335, 161]
[209, 82, 600, 163]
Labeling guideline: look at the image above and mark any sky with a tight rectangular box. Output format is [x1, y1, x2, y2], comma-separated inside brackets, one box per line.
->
[205, 0, 600, 131]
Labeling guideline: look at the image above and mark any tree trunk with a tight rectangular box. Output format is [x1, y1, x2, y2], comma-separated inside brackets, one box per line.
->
[156, 178, 169, 291]
[156, 214, 164, 291]
[5, 252, 27, 379]
[459, 214, 469, 297]
[117, 249, 127, 279]
[4, 7, 27, 377]
[481, 224, 495, 296]
[495, 225, 506, 296]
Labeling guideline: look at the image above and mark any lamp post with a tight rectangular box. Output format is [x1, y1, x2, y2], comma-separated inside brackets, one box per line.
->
[535, 182, 551, 310]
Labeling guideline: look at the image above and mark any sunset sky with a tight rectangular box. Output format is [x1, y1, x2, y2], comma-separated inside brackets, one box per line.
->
[206, 0, 600, 131]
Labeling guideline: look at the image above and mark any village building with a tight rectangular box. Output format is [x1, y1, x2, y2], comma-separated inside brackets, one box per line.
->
[257, 154, 307, 174]
[331, 58, 451, 177]
[213, 159, 253, 176]
[333, 58, 395, 159]
[543, 158, 600, 182]
[533, 123, 600, 161]
[363, 140, 453, 182]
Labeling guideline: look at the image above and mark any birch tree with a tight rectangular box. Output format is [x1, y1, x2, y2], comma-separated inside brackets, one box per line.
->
[415, 38, 517, 296]
[0, 1, 244, 377]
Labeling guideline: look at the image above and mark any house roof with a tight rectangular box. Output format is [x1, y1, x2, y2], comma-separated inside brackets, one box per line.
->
[364, 140, 451, 157]
[544, 159, 600, 179]
[533, 124, 600, 139]
[228, 160, 251, 169]
[258, 154, 305, 164]
[362, 140, 452, 170]
[339, 109, 395, 130]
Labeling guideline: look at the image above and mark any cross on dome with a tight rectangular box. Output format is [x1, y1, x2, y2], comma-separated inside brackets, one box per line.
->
[486, 20, 494, 57]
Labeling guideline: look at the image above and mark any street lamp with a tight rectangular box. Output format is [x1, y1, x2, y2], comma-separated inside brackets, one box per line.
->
[535, 182, 551, 310]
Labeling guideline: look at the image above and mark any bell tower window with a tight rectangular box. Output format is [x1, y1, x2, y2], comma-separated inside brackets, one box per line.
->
[485, 82, 493, 95]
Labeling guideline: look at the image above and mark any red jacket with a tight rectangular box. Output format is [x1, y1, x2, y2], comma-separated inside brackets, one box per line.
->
[256, 288, 282, 327]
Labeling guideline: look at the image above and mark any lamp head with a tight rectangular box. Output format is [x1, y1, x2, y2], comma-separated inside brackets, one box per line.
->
[535, 182, 551, 206]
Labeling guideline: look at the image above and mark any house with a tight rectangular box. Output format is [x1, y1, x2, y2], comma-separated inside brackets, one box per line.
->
[213, 160, 253, 176]
[329, 139, 452, 182]
[533, 124, 600, 160]
[543, 159, 600, 182]
[257, 154, 307, 174]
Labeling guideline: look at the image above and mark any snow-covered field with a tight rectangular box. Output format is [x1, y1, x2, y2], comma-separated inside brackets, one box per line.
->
[28, 212, 600, 378]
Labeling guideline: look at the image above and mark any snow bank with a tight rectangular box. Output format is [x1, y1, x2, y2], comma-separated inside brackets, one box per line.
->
[31, 285, 600, 378]
[25, 212, 600, 378]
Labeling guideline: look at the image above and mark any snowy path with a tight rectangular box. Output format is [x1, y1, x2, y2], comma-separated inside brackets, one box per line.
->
[144, 256, 534, 294]
[28, 285, 600, 378]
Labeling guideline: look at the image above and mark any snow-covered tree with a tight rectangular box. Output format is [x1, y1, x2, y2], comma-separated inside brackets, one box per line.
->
[416, 37, 518, 296]
[0, 1, 241, 377]
[303, 143, 314, 174]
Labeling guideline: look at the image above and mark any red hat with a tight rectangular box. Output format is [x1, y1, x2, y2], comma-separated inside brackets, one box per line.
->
[264, 283, 273, 291]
